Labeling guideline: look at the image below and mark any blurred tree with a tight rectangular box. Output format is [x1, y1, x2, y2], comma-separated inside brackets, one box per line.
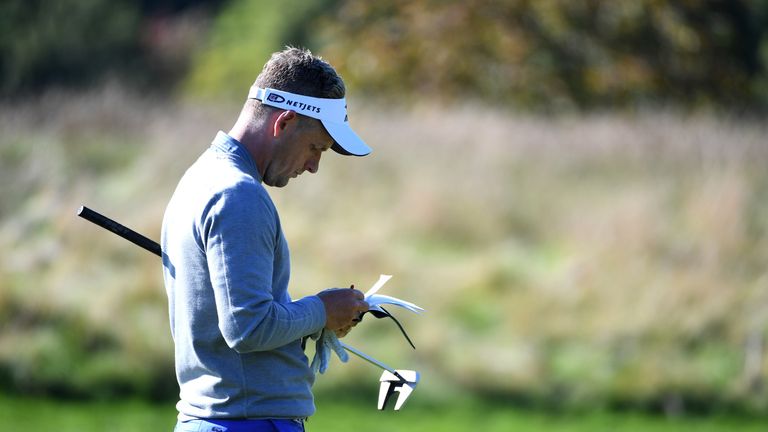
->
[0, 0, 141, 96]
[0, 0, 227, 97]
[308, 0, 767, 110]
[183, 0, 339, 100]
[6, 0, 765, 108]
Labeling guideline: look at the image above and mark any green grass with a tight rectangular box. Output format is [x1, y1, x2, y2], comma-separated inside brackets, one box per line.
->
[0, 394, 765, 432]
[0, 394, 176, 432]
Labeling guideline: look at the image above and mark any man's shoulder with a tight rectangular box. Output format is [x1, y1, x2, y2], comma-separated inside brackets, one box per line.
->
[170, 151, 275, 223]
[187, 150, 266, 197]
[219, 177, 274, 214]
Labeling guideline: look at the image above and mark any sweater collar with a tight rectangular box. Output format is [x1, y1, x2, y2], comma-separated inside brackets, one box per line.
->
[211, 131, 262, 183]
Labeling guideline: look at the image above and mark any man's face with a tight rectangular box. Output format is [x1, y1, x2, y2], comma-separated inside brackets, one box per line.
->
[263, 118, 334, 187]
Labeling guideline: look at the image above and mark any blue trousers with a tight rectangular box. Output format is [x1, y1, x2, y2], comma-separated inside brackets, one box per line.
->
[174, 418, 305, 432]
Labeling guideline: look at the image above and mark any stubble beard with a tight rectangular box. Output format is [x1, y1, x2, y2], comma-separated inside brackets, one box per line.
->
[263, 163, 290, 188]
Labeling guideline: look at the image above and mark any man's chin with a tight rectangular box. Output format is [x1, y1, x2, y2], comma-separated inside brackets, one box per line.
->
[264, 176, 290, 188]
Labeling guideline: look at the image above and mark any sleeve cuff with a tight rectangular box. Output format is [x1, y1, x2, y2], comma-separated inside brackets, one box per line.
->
[298, 295, 327, 335]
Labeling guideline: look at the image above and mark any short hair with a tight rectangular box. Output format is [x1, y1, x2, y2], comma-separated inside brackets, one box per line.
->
[249, 47, 345, 120]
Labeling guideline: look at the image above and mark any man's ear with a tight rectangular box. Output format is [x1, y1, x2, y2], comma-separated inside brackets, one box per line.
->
[272, 110, 298, 137]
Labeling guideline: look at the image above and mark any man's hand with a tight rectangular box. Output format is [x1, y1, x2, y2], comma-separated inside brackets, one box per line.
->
[317, 288, 369, 332]
[334, 322, 357, 339]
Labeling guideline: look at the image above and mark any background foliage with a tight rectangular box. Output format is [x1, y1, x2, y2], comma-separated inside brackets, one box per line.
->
[2, 0, 767, 109]
[0, 0, 224, 96]
[316, 0, 768, 109]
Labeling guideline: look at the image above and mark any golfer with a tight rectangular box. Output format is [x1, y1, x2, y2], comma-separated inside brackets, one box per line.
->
[162, 47, 371, 432]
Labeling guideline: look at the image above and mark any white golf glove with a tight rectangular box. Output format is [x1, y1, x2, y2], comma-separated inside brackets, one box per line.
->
[310, 329, 349, 374]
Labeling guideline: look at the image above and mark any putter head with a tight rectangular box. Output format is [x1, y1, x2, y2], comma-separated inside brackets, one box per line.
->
[378, 369, 420, 410]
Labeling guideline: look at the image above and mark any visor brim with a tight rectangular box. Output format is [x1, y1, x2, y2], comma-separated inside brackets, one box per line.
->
[322, 120, 372, 157]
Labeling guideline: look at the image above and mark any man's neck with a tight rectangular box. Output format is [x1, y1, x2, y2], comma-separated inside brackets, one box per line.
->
[228, 115, 270, 178]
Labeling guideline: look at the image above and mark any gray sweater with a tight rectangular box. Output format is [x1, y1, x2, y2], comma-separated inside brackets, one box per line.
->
[162, 131, 326, 420]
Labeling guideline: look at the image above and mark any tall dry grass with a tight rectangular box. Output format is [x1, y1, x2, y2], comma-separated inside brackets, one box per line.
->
[0, 87, 766, 412]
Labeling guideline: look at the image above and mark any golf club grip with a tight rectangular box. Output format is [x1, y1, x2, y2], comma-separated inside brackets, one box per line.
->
[77, 205, 162, 257]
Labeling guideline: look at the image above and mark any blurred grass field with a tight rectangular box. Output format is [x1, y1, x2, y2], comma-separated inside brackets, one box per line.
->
[1, 393, 766, 432]
[0, 87, 767, 421]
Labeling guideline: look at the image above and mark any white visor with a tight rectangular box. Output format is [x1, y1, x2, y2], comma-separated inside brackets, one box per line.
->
[248, 87, 371, 156]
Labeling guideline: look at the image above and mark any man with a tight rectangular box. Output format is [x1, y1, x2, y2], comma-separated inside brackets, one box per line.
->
[162, 47, 371, 432]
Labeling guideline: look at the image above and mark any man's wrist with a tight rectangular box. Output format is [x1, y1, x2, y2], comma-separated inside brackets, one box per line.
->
[302, 295, 327, 334]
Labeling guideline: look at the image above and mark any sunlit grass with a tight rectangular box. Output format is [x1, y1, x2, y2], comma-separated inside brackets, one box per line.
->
[1, 88, 767, 412]
[0, 394, 176, 432]
[0, 393, 765, 432]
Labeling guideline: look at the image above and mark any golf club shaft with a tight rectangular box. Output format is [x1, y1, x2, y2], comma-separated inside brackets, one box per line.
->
[78, 206, 162, 257]
[77, 205, 393, 375]
[339, 342, 405, 380]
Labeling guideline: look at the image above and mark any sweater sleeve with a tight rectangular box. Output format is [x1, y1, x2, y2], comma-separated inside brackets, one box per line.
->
[203, 184, 326, 352]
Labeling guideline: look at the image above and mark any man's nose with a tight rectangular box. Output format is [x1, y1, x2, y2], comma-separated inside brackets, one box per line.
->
[304, 155, 320, 174]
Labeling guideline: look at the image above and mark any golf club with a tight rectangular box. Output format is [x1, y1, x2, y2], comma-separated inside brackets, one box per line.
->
[76, 205, 420, 410]
[340, 341, 420, 410]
